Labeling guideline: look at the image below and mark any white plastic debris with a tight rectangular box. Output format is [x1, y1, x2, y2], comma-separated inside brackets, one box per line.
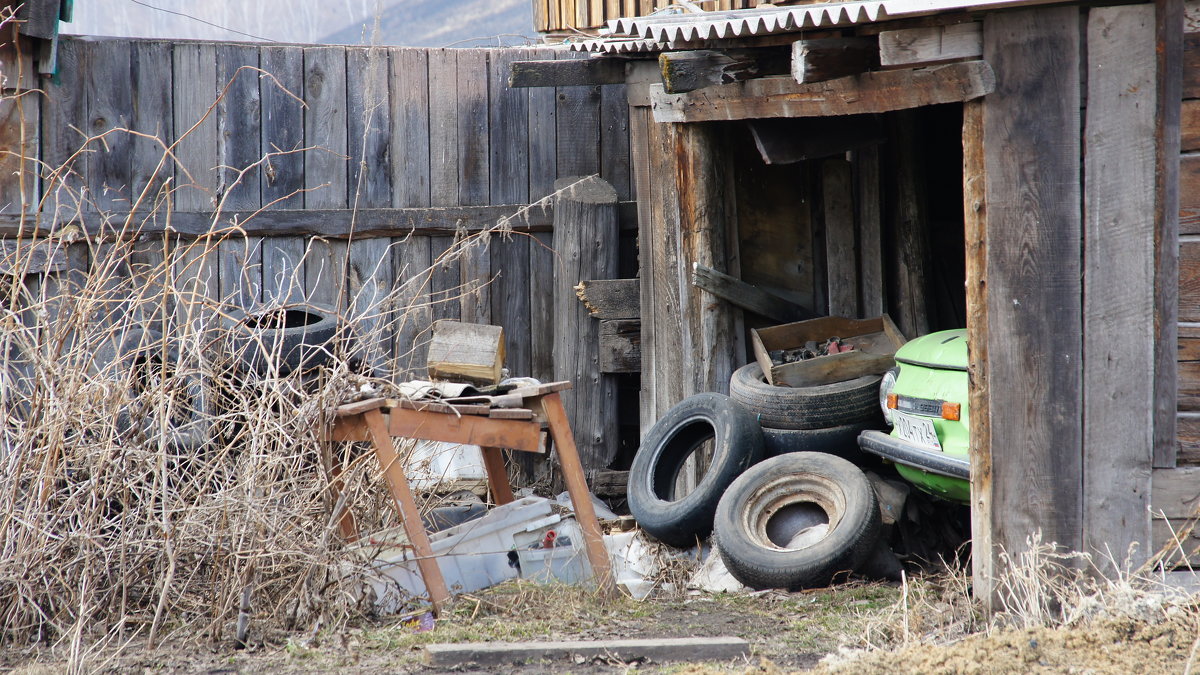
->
[689, 545, 749, 594]
[406, 440, 487, 493]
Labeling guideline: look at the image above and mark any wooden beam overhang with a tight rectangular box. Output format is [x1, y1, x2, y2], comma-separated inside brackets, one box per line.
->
[508, 58, 628, 88]
[658, 48, 791, 94]
[649, 60, 995, 123]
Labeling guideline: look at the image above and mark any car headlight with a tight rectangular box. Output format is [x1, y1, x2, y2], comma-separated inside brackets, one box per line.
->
[879, 367, 899, 425]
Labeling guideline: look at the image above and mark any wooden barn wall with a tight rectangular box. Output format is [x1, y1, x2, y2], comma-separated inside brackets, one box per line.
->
[535, 0, 767, 34]
[1174, 1, 1200, 466]
[0, 36, 635, 475]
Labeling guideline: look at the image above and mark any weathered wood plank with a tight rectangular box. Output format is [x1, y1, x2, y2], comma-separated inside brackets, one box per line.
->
[0, 203, 558, 239]
[509, 58, 627, 88]
[457, 49, 491, 324]
[856, 146, 884, 318]
[747, 115, 884, 165]
[575, 278, 639, 319]
[886, 110, 930, 339]
[552, 176, 619, 472]
[647, 120, 685, 420]
[1177, 412, 1200, 464]
[1182, 31, 1200, 98]
[83, 40, 133, 215]
[216, 43, 262, 309]
[599, 318, 640, 373]
[791, 37, 875, 84]
[556, 52, 601, 178]
[1152, 466, 1200, 519]
[393, 236, 433, 377]
[0, 76, 37, 215]
[1082, 4, 1157, 569]
[659, 48, 790, 94]
[975, 7, 1083, 602]
[630, 106, 655, 434]
[822, 158, 857, 318]
[527, 47, 558, 385]
[426, 320, 505, 385]
[690, 263, 811, 324]
[424, 637, 750, 667]
[1179, 240, 1200, 321]
[489, 48, 532, 379]
[260, 45, 305, 210]
[39, 37, 87, 224]
[1155, 0, 1183, 469]
[651, 61, 996, 123]
[303, 46, 349, 310]
[172, 42, 219, 212]
[600, 75, 632, 203]
[1151, 518, 1200, 565]
[1180, 99, 1200, 152]
[129, 41, 173, 216]
[428, 49, 460, 208]
[429, 236, 461, 323]
[878, 22, 982, 67]
[391, 48, 431, 209]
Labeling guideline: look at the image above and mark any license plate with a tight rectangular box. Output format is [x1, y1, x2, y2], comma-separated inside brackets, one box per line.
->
[893, 412, 942, 451]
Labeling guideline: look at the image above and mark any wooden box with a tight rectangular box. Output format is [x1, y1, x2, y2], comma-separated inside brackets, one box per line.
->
[750, 315, 906, 388]
[426, 320, 506, 386]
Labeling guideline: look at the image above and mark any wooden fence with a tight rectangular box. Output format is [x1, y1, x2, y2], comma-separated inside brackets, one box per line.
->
[0, 36, 636, 473]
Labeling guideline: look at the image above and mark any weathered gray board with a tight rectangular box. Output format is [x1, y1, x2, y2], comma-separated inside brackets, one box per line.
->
[7, 37, 634, 473]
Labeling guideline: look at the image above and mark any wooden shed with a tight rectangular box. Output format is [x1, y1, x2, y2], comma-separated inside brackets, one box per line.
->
[520, 0, 1200, 596]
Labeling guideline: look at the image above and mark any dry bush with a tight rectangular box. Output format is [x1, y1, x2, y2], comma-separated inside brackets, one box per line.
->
[0, 43, 569, 665]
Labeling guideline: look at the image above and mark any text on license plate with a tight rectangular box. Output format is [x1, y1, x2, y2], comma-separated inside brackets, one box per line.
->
[893, 412, 942, 451]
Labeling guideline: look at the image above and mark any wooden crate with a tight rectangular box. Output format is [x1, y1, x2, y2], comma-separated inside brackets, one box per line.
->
[750, 314, 906, 388]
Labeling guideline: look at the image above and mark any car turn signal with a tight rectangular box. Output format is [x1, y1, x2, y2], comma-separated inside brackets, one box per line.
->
[886, 393, 898, 410]
[941, 402, 961, 421]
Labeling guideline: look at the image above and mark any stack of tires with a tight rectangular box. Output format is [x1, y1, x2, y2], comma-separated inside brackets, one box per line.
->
[627, 363, 888, 591]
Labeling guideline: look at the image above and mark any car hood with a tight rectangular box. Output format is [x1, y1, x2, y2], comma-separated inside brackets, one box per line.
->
[894, 329, 968, 371]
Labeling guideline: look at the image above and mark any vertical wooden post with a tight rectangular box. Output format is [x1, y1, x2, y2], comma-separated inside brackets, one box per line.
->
[541, 393, 616, 596]
[552, 175, 619, 474]
[974, 7, 1084, 606]
[480, 447, 516, 505]
[823, 158, 858, 318]
[363, 410, 449, 615]
[887, 109, 931, 338]
[1082, 4, 1157, 571]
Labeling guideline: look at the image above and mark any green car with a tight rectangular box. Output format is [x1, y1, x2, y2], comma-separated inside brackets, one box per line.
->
[858, 329, 971, 504]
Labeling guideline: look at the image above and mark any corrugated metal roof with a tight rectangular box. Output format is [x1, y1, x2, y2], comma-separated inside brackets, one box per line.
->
[569, 0, 1070, 53]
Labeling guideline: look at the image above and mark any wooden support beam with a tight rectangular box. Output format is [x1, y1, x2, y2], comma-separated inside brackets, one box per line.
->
[599, 318, 640, 373]
[973, 7, 1083, 607]
[1155, 0, 1183, 468]
[575, 278, 640, 319]
[747, 115, 884, 165]
[1082, 4, 1157, 570]
[651, 61, 995, 123]
[822, 158, 857, 318]
[658, 48, 791, 94]
[691, 262, 813, 323]
[878, 22, 982, 67]
[791, 37, 875, 84]
[509, 58, 627, 88]
[552, 176, 619, 473]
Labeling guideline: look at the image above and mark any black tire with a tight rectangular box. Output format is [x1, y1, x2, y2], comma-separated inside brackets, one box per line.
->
[225, 306, 339, 375]
[762, 421, 881, 461]
[115, 328, 210, 453]
[729, 362, 881, 430]
[714, 452, 881, 590]
[628, 393, 765, 548]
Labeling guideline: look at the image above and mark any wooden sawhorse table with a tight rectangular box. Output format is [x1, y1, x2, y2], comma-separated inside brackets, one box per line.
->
[327, 381, 614, 614]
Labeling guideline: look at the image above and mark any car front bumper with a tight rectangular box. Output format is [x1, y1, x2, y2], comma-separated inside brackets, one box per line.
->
[857, 430, 970, 480]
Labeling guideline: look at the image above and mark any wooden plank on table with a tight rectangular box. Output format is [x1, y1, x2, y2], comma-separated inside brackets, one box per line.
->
[527, 47, 558, 385]
[974, 7, 1083, 604]
[348, 46, 394, 372]
[1155, 0, 1183, 469]
[575, 278, 639, 319]
[426, 320, 505, 385]
[390, 398, 491, 416]
[489, 48, 532, 379]
[651, 61, 996, 123]
[690, 263, 812, 323]
[822, 158, 857, 318]
[792, 37, 875, 84]
[856, 146, 884, 318]
[173, 42, 219, 213]
[599, 318, 640, 373]
[387, 407, 543, 452]
[509, 58, 627, 88]
[878, 22, 982, 67]
[216, 44, 262, 310]
[1082, 4, 1157, 569]
[556, 52, 602, 178]
[83, 40, 133, 216]
[457, 49, 491, 325]
[303, 46, 349, 311]
[553, 176, 619, 473]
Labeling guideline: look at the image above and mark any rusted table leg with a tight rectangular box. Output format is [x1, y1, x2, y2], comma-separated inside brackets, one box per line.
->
[480, 446, 516, 505]
[363, 409, 450, 615]
[540, 393, 615, 596]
